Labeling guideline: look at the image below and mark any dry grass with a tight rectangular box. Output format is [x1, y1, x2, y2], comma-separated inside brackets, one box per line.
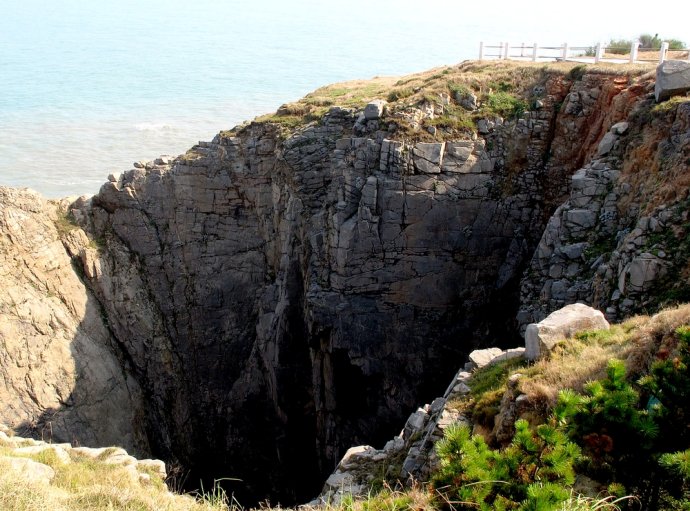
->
[246, 59, 655, 138]
[619, 95, 690, 212]
[303, 484, 436, 511]
[519, 304, 690, 406]
[0, 448, 232, 511]
[560, 491, 637, 510]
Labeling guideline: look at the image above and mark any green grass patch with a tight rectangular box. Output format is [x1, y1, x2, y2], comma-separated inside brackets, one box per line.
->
[54, 211, 79, 238]
[469, 357, 526, 398]
[483, 91, 528, 119]
[386, 87, 414, 102]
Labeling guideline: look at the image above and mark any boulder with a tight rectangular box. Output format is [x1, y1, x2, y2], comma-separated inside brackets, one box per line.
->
[364, 100, 387, 120]
[467, 347, 504, 369]
[596, 132, 617, 156]
[0, 456, 55, 485]
[525, 303, 609, 360]
[611, 122, 629, 135]
[655, 60, 690, 102]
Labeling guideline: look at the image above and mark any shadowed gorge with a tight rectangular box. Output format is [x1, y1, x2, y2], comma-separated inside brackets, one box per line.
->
[2, 61, 688, 506]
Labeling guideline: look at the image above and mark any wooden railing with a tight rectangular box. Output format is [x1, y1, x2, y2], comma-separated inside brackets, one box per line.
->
[479, 41, 690, 64]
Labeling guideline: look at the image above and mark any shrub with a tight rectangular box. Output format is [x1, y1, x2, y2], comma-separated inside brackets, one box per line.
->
[484, 92, 528, 119]
[433, 418, 580, 510]
[558, 326, 690, 509]
[386, 88, 414, 103]
[607, 39, 633, 55]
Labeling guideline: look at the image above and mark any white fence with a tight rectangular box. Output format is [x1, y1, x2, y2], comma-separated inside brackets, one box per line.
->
[479, 41, 690, 64]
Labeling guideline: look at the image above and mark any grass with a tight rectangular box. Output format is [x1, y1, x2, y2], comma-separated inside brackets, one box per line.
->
[0, 443, 232, 511]
[560, 492, 637, 510]
[519, 304, 690, 407]
[245, 60, 655, 139]
[53, 211, 79, 238]
[312, 485, 435, 511]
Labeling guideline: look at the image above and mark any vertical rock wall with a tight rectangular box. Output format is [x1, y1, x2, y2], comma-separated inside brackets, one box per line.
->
[0, 188, 147, 454]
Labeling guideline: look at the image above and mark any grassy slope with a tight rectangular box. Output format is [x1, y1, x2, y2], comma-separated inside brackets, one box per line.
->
[0, 438, 229, 511]
[227, 60, 655, 141]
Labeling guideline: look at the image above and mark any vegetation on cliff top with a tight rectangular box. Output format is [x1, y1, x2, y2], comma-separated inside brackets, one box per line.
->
[0, 439, 231, 511]
[238, 60, 654, 143]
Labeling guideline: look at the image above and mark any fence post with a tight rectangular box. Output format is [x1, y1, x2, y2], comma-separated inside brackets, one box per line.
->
[594, 42, 604, 63]
[629, 41, 640, 63]
[503, 42, 510, 59]
[562, 42, 569, 61]
[479, 41, 484, 61]
[532, 43, 538, 62]
[659, 41, 669, 63]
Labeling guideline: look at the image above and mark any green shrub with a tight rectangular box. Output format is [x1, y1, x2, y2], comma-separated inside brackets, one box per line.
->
[607, 39, 633, 55]
[557, 327, 690, 509]
[386, 87, 414, 103]
[484, 92, 528, 119]
[433, 418, 580, 510]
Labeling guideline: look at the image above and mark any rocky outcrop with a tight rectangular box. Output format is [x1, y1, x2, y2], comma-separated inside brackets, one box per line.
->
[0, 188, 147, 454]
[69, 69, 626, 502]
[316, 303, 609, 504]
[519, 94, 690, 327]
[655, 60, 690, 102]
[524, 303, 609, 360]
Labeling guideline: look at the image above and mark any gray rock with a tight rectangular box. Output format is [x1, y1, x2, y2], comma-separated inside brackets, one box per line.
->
[597, 132, 617, 156]
[626, 253, 666, 292]
[655, 60, 690, 102]
[611, 122, 629, 135]
[413, 142, 444, 174]
[467, 347, 505, 369]
[403, 409, 429, 439]
[525, 303, 610, 360]
[477, 119, 493, 134]
[565, 209, 597, 229]
[561, 242, 588, 260]
[364, 100, 387, 120]
[457, 92, 478, 111]
[452, 382, 471, 395]
[383, 437, 404, 453]
[430, 397, 446, 415]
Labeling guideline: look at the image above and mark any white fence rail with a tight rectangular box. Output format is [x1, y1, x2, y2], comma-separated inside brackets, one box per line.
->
[479, 41, 690, 64]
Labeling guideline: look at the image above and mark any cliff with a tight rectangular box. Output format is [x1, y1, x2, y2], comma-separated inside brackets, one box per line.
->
[0, 60, 688, 505]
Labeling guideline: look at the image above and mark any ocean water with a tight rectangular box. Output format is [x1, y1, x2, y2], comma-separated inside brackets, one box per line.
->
[0, 0, 476, 197]
[0, 0, 682, 197]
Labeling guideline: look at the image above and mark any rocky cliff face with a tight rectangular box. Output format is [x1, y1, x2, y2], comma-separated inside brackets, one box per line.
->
[0, 188, 147, 453]
[2, 62, 686, 505]
[519, 90, 690, 327]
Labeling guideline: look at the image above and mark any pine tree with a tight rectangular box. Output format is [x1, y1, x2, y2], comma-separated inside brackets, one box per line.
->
[433, 418, 580, 510]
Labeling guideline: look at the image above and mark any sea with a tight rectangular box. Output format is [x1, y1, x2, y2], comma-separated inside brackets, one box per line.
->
[0, 0, 673, 198]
